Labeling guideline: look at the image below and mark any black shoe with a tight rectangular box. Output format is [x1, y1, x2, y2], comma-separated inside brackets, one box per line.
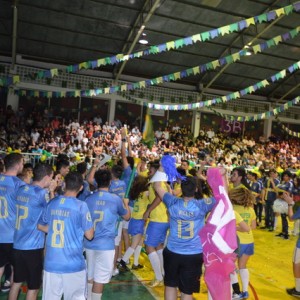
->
[118, 260, 130, 272]
[132, 264, 144, 270]
[283, 234, 289, 240]
[268, 228, 274, 232]
[1, 280, 10, 293]
[275, 233, 284, 237]
[286, 287, 300, 297]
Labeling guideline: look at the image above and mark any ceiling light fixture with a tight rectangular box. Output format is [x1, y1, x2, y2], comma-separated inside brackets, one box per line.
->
[244, 44, 252, 56]
[138, 39, 149, 45]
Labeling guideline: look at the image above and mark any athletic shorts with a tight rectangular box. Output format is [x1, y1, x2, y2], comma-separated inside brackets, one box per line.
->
[0, 243, 13, 267]
[85, 249, 115, 283]
[163, 247, 203, 295]
[42, 270, 87, 300]
[12, 248, 43, 289]
[144, 221, 169, 248]
[122, 207, 133, 230]
[128, 219, 145, 236]
[293, 247, 300, 264]
[238, 243, 254, 257]
[114, 220, 123, 246]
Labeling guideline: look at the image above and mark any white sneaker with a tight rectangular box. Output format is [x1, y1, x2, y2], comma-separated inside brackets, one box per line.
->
[112, 268, 119, 277]
[232, 293, 240, 300]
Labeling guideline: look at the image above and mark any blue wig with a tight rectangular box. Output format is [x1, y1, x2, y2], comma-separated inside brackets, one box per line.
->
[161, 155, 186, 182]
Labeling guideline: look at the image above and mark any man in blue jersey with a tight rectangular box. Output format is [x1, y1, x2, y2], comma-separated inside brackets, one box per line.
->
[84, 169, 130, 300]
[77, 162, 91, 201]
[0, 153, 24, 286]
[109, 165, 126, 276]
[38, 172, 94, 300]
[9, 163, 56, 300]
[153, 177, 216, 300]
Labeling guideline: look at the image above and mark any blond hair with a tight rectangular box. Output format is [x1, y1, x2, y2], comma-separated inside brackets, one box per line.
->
[229, 187, 254, 208]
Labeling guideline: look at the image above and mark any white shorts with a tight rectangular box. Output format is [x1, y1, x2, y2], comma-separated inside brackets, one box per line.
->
[293, 247, 300, 264]
[114, 220, 123, 246]
[42, 270, 87, 300]
[85, 249, 115, 283]
[122, 219, 129, 230]
[122, 207, 133, 230]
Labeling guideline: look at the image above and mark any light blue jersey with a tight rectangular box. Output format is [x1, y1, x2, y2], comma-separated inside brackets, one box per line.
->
[14, 184, 48, 250]
[39, 195, 93, 273]
[84, 190, 128, 251]
[163, 193, 215, 255]
[0, 175, 25, 243]
[109, 179, 126, 199]
[77, 180, 91, 201]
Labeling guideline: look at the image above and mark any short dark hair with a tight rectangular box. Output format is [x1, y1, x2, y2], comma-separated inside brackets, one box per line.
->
[77, 162, 87, 175]
[56, 159, 70, 172]
[181, 177, 196, 197]
[4, 153, 23, 170]
[64, 172, 83, 191]
[282, 170, 292, 178]
[24, 163, 33, 170]
[111, 165, 123, 179]
[33, 164, 53, 181]
[94, 169, 112, 188]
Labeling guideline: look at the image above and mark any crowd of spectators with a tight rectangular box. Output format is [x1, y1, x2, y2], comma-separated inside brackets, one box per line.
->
[0, 104, 299, 176]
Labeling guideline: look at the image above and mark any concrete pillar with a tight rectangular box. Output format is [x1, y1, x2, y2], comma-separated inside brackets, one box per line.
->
[263, 117, 272, 138]
[108, 95, 117, 125]
[192, 110, 201, 138]
[6, 90, 19, 111]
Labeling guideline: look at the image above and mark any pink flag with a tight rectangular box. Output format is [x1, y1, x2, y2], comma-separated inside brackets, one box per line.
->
[199, 168, 237, 300]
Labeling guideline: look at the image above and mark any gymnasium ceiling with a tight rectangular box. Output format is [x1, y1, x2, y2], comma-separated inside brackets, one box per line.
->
[0, 0, 300, 102]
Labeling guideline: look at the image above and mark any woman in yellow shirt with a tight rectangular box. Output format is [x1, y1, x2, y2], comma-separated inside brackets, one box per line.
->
[229, 188, 256, 300]
[118, 175, 149, 271]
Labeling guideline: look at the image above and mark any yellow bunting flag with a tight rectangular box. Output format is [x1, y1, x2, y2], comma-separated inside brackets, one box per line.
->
[245, 18, 255, 26]
[166, 41, 175, 50]
[275, 8, 285, 17]
[104, 88, 110, 94]
[174, 72, 181, 80]
[97, 59, 105, 67]
[13, 75, 20, 84]
[121, 85, 127, 92]
[192, 34, 201, 43]
[50, 69, 58, 77]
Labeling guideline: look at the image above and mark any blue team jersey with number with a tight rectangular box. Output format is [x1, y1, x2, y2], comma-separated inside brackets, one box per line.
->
[109, 179, 126, 199]
[84, 190, 128, 251]
[39, 195, 93, 273]
[163, 193, 215, 254]
[14, 184, 48, 250]
[0, 175, 25, 243]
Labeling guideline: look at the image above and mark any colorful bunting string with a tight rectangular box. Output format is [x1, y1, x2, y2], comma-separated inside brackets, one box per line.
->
[147, 61, 300, 111]
[280, 122, 300, 138]
[14, 26, 300, 99]
[32, 1, 300, 79]
[1, 1, 298, 83]
[208, 96, 300, 122]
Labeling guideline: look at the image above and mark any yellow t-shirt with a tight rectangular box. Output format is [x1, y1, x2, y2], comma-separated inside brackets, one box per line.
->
[234, 211, 244, 225]
[132, 191, 149, 219]
[148, 182, 169, 223]
[233, 205, 255, 244]
[139, 169, 149, 178]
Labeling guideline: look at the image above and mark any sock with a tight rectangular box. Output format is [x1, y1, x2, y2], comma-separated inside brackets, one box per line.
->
[91, 292, 102, 300]
[239, 268, 249, 292]
[148, 251, 163, 281]
[87, 283, 93, 300]
[157, 249, 164, 276]
[122, 247, 135, 264]
[295, 278, 300, 291]
[134, 246, 142, 266]
[230, 272, 241, 294]
[274, 216, 278, 229]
